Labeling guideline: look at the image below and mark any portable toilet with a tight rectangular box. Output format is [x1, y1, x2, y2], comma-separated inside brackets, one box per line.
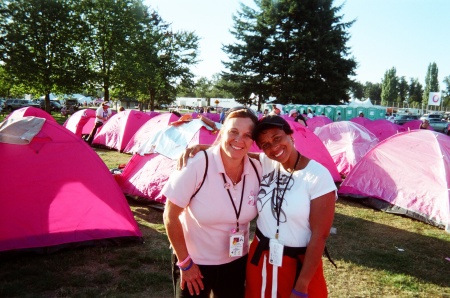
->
[377, 107, 388, 119]
[344, 106, 356, 120]
[298, 105, 308, 115]
[366, 107, 378, 120]
[355, 106, 367, 118]
[324, 105, 336, 119]
[315, 105, 325, 115]
[335, 105, 345, 121]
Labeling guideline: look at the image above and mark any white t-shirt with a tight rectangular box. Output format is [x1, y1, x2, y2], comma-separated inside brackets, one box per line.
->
[95, 106, 111, 123]
[256, 154, 336, 247]
[162, 145, 261, 265]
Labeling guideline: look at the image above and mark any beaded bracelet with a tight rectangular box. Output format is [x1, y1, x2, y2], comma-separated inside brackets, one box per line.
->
[176, 255, 191, 267]
[291, 289, 308, 297]
[179, 259, 193, 271]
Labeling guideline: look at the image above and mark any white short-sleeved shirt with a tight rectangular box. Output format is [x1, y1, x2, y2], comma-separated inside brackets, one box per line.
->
[256, 154, 336, 247]
[95, 106, 111, 123]
[162, 145, 261, 265]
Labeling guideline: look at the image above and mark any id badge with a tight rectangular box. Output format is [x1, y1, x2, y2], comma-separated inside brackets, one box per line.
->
[269, 239, 284, 267]
[229, 231, 244, 257]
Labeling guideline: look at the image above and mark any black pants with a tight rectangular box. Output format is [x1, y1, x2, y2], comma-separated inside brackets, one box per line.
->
[172, 254, 247, 298]
[85, 121, 103, 144]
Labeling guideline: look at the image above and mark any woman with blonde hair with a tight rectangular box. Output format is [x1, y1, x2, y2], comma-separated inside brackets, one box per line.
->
[163, 108, 262, 298]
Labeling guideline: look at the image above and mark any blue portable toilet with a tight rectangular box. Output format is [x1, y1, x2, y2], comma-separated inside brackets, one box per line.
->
[366, 107, 378, 120]
[324, 105, 336, 119]
[344, 106, 356, 120]
[335, 105, 345, 121]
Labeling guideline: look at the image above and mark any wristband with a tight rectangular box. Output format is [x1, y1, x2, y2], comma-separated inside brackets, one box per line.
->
[179, 259, 193, 271]
[176, 255, 191, 267]
[291, 289, 308, 297]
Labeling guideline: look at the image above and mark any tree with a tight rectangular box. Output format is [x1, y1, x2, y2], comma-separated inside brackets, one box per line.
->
[397, 76, 408, 103]
[222, 3, 272, 109]
[381, 67, 398, 105]
[77, 0, 149, 102]
[422, 62, 439, 107]
[223, 0, 356, 108]
[350, 81, 364, 99]
[408, 78, 423, 107]
[363, 82, 382, 104]
[0, 0, 89, 111]
[116, 8, 199, 111]
[443, 75, 450, 109]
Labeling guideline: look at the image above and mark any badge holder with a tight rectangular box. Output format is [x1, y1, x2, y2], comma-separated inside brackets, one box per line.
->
[229, 228, 244, 257]
[269, 238, 284, 267]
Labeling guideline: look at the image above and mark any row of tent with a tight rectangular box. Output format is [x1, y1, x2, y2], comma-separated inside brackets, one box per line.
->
[0, 106, 449, 254]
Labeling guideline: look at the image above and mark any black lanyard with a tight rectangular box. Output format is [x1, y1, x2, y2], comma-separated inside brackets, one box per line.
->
[221, 173, 246, 232]
[274, 151, 300, 239]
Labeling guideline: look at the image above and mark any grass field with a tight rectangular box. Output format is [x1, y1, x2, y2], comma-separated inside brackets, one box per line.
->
[0, 111, 449, 297]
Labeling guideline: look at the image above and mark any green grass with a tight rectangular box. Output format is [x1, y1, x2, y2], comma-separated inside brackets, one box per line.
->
[1, 112, 449, 297]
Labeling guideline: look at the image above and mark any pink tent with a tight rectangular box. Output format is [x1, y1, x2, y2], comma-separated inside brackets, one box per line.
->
[124, 113, 179, 154]
[117, 126, 219, 203]
[402, 119, 433, 131]
[63, 109, 96, 136]
[7, 107, 56, 122]
[146, 111, 161, 118]
[191, 112, 220, 122]
[338, 130, 450, 231]
[365, 119, 407, 142]
[0, 117, 142, 253]
[315, 121, 379, 177]
[92, 110, 152, 152]
[350, 117, 372, 128]
[251, 120, 341, 182]
[305, 116, 333, 133]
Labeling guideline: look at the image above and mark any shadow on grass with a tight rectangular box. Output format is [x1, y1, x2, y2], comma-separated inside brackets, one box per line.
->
[329, 199, 450, 288]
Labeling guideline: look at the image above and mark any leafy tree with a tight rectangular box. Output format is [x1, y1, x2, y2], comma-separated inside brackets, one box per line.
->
[116, 7, 199, 111]
[223, 0, 356, 108]
[77, 0, 148, 102]
[397, 76, 408, 103]
[422, 62, 439, 107]
[442, 75, 450, 108]
[0, 0, 89, 111]
[350, 81, 364, 99]
[408, 78, 423, 106]
[194, 77, 213, 98]
[209, 74, 235, 98]
[381, 67, 398, 105]
[363, 82, 382, 103]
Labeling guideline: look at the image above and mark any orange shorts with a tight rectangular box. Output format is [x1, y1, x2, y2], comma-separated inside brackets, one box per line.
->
[245, 238, 327, 298]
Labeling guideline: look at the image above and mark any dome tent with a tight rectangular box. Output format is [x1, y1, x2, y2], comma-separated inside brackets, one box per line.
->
[0, 117, 142, 253]
[338, 130, 450, 232]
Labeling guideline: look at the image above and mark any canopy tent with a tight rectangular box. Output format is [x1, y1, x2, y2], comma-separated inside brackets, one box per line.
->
[0, 117, 142, 253]
[338, 130, 450, 232]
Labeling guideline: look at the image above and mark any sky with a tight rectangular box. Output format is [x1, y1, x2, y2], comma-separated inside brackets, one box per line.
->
[145, 0, 450, 87]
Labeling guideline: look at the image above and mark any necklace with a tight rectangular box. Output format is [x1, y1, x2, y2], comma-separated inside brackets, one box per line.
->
[224, 162, 243, 189]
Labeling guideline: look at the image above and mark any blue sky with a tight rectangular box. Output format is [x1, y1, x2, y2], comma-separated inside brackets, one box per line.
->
[145, 0, 449, 87]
